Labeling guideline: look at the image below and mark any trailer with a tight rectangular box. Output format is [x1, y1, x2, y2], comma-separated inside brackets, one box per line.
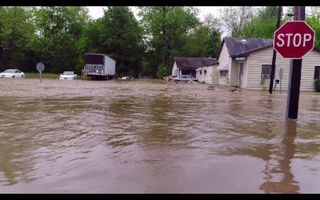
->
[83, 53, 116, 80]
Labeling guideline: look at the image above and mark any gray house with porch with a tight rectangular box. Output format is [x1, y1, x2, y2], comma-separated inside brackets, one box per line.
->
[215, 37, 320, 91]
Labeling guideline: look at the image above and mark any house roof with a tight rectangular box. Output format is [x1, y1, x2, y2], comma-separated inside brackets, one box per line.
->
[174, 57, 218, 70]
[218, 37, 273, 58]
[219, 37, 320, 58]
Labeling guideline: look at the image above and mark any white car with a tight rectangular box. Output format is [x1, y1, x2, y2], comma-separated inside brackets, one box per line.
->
[172, 74, 198, 82]
[0, 69, 25, 78]
[119, 76, 133, 80]
[59, 71, 77, 80]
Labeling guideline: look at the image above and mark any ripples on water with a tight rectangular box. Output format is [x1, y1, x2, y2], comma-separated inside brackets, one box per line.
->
[0, 79, 320, 193]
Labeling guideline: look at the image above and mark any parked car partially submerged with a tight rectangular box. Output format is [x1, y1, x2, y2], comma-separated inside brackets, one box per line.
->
[0, 69, 25, 78]
[119, 76, 134, 80]
[172, 74, 197, 82]
[59, 71, 77, 80]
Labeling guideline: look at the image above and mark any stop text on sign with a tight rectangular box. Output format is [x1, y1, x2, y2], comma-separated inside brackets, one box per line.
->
[274, 21, 315, 59]
[276, 33, 312, 47]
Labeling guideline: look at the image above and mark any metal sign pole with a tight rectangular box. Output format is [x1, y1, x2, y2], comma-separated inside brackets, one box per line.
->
[286, 6, 305, 120]
[279, 68, 283, 94]
[286, 59, 302, 119]
[36, 62, 45, 84]
[269, 6, 282, 94]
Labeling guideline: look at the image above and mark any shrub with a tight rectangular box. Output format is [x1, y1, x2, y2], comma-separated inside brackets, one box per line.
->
[156, 64, 169, 79]
[315, 79, 320, 92]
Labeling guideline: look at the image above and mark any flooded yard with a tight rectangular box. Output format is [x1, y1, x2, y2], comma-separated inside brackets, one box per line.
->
[0, 78, 320, 193]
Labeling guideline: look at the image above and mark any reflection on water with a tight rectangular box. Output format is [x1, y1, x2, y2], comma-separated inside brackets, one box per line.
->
[259, 121, 300, 193]
[0, 79, 320, 193]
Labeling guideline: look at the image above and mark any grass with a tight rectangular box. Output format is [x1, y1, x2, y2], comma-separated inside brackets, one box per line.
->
[25, 72, 59, 79]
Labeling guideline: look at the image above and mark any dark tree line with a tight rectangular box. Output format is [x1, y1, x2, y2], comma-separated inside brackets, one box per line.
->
[0, 6, 221, 78]
[0, 6, 318, 78]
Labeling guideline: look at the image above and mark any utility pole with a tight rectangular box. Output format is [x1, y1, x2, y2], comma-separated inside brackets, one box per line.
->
[269, 6, 282, 94]
[286, 6, 305, 119]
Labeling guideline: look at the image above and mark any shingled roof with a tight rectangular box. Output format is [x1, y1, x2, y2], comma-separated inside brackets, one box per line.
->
[173, 57, 218, 70]
[221, 37, 273, 58]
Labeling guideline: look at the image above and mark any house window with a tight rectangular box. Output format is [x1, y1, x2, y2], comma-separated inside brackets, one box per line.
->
[220, 70, 228, 77]
[200, 71, 202, 75]
[314, 66, 320, 79]
[261, 65, 272, 79]
[204, 70, 207, 75]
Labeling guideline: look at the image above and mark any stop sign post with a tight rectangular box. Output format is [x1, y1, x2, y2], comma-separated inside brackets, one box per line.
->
[274, 21, 315, 59]
[273, 12, 315, 119]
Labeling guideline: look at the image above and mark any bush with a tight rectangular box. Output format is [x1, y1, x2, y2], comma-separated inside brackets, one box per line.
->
[156, 64, 169, 79]
[25, 72, 59, 79]
[315, 79, 320, 92]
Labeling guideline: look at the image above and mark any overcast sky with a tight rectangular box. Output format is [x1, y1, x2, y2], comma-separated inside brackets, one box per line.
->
[87, 6, 237, 37]
[86, 6, 292, 37]
[87, 6, 229, 21]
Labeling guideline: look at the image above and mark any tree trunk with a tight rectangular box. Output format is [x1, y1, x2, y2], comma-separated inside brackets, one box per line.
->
[161, 6, 170, 75]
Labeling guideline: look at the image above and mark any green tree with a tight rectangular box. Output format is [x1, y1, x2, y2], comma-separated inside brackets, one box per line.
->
[0, 6, 35, 71]
[33, 6, 90, 73]
[239, 6, 320, 49]
[183, 14, 221, 58]
[241, 6, 280, 39]
[94, 6, 145, 77]
[139, 6, 199, 78]
[77, 19, 103, 54]
[220, 6, 257, 37]
[306, 12, 320, 48]
[0, 7, 3, 69]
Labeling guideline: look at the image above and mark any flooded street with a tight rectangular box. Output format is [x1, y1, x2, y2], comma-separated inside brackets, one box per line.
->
[0, 78, 320, 193]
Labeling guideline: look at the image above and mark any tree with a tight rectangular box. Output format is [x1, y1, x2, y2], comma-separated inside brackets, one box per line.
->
[241, 6, 280, 39]
[306, 15, 320, 48]
[89, 6, 145, 77]
[0, 7, 3, 69]
[220, 6, 257, 37]
[33, 6, 90, 73]
[182, 14, 221, 58]
[0, 7, 35, 71]
[182, 24, 221, 58]
[139, 6, 199, 78]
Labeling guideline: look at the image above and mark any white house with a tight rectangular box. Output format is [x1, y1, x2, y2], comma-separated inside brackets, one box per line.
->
[196, 65, 219, 84]
[171, 57, 218, 83]
[215, 37, 320, 91]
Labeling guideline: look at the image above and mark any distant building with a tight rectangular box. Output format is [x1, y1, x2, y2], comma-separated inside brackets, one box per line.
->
[171, 57, 218, 83]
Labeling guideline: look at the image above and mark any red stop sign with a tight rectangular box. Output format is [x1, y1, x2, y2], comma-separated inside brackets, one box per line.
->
[274, 21, 315, 59]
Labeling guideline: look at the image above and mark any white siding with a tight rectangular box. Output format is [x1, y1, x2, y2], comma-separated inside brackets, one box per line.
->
[246, 47, 320, 91]
[229, 60, 248, 88]
[196, 67, 203, 82]
[218, 43, 232, 86]
[243, 61, 248, 88]
[197, 66, 216, 84]
[213, 65, 219, 85]
[230, 59, 239, 86]
[104, 55, 116, 75]
[196, 68, 201, 80]
[219, 74, 228, 85]
[171, 62, 180, 76]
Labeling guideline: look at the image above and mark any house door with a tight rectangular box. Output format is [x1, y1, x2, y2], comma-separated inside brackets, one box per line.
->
[238, 63, 244, 88]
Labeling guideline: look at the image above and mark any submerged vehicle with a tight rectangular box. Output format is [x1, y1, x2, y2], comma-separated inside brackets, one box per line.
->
[172, 74, 198, 82]
[59, 71, 77, 80]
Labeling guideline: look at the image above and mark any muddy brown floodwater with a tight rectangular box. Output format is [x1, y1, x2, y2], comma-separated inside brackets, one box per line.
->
[0, 78, 320, 193]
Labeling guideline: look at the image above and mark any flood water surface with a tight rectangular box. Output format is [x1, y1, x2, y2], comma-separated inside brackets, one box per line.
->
[0, 78, 320, 193]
